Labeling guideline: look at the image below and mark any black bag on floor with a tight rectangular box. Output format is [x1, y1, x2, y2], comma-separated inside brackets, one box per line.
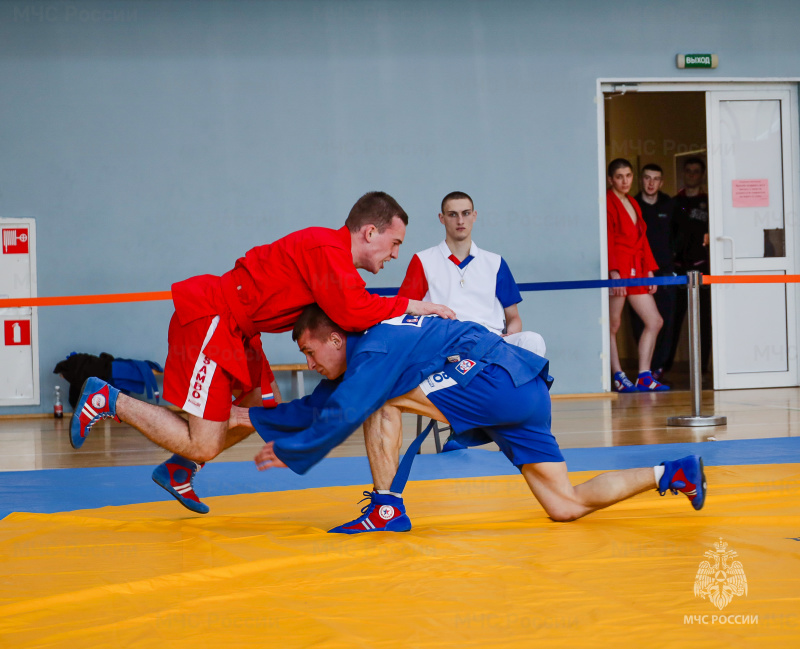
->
[54, 352, 163, 408]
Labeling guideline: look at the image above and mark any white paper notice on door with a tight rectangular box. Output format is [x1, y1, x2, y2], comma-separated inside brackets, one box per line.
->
[732, 179, 769, 208]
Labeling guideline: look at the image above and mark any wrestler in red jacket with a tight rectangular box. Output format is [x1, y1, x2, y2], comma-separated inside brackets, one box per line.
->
[69, 191, 455, 514]
[168, 224, 410, 420]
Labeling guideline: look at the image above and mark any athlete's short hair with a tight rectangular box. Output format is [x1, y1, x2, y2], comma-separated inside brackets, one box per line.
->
[441, 191, 474, 213]
[345, 191, 408, 233]
[607, 158, 633, 177]
[641, 163, 663, 176]
[683, 157, 706, 173]
[292, 304, 345, 342]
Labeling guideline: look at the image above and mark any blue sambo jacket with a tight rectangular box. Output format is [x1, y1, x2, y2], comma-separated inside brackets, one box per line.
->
[250, 315, 551, 474]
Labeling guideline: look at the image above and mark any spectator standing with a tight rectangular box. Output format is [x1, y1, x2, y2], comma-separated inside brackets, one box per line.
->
[664, 157, 712, 376]
[630, 164, 677, 381]
[606, 158, 669, 392]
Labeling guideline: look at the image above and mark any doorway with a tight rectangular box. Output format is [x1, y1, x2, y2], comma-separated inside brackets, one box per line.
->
[598, 81, 800, 392]
[603, 90, 708, 390]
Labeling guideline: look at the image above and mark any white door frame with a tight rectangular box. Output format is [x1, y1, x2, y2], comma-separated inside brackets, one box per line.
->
[596, 78, 800, 392]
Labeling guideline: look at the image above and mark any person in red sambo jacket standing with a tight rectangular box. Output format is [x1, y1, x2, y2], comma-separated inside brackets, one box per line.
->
[606, 159, 668, 393]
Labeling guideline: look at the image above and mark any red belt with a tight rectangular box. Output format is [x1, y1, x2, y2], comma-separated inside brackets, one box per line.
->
[220, 271, 258, 340]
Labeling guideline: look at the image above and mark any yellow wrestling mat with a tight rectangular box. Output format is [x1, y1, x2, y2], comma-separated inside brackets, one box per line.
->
[1, 464, 799, 648]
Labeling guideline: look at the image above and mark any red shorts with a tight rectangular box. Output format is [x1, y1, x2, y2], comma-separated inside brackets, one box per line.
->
[163, 313, 275, 421]
[613, 251, 650, 295]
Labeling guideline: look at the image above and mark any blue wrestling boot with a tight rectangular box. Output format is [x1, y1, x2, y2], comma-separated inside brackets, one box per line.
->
[658, 455, 707, 511]
[328, 491, 411, 534]
[636, 371, 670, 392]
[152, 454, 209, 514]
[613, 371, 637, 393]
[70, 377, 120, 449]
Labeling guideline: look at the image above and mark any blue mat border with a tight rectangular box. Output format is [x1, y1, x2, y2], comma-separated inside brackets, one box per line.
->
[1, 437, 798, 519]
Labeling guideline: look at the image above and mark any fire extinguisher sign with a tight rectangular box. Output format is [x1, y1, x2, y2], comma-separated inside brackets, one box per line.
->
[2, 228, 29, 254]
[4, 320, 31, 346]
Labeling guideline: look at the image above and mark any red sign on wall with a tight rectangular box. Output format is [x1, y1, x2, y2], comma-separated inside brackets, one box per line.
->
[2, 228, 29, 254]
[4, 320, 31, 346]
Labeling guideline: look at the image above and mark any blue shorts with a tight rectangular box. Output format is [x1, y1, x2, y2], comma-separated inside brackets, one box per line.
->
[423, 364, 564, 468]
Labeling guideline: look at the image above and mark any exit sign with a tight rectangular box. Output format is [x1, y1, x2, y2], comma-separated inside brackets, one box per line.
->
[677, 53, 718, 69]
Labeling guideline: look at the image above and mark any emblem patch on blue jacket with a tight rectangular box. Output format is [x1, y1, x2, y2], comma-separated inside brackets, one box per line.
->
[455, 359, 476, 375]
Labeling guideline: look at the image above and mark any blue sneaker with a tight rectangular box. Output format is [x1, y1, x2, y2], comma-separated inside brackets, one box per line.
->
[613, 371, 637, 393]
[658, 455, 707, 511]
[152, 454, 209, 514]
[636, 371, 670, 391]
[328, 491, 411, 534]
[70, 377, 120, 449]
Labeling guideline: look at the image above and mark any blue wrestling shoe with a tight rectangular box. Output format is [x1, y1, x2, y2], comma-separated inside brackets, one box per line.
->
[658, 455, 707, 511]
[152, 454, 209, 514]
[69, 377, 120, 449]
[636, 371, 670, 392]
[613, 371, 637, 393]
[328, 491, 411, 534]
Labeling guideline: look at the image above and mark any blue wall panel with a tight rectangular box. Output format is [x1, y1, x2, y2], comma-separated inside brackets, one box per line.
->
[1, 0, 799, 411]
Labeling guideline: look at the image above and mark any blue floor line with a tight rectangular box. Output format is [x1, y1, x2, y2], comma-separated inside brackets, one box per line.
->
[1, 437, 798, 519]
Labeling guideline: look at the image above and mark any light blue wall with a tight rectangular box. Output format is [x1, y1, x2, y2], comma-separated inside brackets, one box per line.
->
[1, 0, 799, 412]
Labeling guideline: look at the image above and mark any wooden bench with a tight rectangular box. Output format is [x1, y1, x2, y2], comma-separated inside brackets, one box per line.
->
[271, 363, 310, 399]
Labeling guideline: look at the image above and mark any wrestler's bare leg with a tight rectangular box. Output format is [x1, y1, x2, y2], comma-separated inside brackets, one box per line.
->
[363, 387, 447, 490]
[356, 387, 660, 521]
[367, 390, 681, 522]
[363, 404, 403, 490]
[115, 394, 227, 464]
[521, 462, 655, 522]
[115, 380, 281, 464]
[381, 387, 447, 423]
[369, 390, 656, 518]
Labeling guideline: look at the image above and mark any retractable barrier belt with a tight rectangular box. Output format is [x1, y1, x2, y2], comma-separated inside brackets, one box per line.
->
[0, 290, 172, 308]
[371, 275, 688, 296]
[701, 274, 800, 285]
[2, 275, 800, 308]
[517, 276, 688, 292]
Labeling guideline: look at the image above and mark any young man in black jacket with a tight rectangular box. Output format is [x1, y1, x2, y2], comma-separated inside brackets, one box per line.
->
[630, 164, 677, 381]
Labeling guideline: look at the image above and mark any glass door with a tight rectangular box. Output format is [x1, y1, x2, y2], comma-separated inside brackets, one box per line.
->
[707, 88, 798, 389]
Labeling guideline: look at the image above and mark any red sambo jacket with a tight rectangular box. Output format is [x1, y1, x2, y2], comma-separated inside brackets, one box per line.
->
[606, 189, 659, 279]
[170, 226, 409, 385]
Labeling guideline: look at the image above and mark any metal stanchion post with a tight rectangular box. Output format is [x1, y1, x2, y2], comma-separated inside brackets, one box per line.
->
[667, 271, 727, 427]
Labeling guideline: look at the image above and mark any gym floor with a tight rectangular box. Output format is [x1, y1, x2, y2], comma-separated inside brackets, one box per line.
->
[0, 388, 798, 648]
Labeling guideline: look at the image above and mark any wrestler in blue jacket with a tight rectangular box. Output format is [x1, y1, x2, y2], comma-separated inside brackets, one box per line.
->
[245, 306, 706, 534]
[249, 314, 550, 475]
